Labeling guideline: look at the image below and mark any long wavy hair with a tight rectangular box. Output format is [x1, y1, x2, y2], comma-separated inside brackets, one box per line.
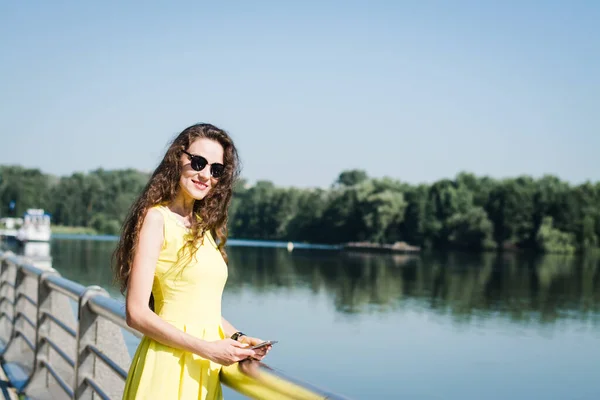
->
[112, 123, 241, 298]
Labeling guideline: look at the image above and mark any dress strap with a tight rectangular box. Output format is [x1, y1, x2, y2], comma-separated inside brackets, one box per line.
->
[152, 205, 168, 218]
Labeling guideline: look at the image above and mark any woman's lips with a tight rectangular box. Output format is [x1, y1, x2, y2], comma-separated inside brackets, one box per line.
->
[192, 179, 208, 190]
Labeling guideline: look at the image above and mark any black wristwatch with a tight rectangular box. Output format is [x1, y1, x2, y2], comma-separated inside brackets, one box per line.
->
[231, 331, 246, 341]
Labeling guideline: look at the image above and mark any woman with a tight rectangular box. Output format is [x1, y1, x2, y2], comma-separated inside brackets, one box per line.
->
[113, 123, 271, 399]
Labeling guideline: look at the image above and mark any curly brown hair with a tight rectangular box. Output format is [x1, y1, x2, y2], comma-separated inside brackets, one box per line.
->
[112, 123, 241, 297]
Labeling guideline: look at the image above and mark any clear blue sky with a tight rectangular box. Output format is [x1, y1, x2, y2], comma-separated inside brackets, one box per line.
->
[1, 1, 598, 188]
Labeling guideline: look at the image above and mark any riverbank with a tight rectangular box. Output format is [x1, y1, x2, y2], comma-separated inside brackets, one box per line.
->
[343, 241, 421, 254]
[51, 225, 98, 235]
[49, 233, 343, 251]
[49, 233, 425, 256]
[47, 230, 597, 257]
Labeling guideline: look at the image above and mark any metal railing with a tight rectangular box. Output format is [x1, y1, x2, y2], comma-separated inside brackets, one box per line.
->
[0, 250, 350, 400]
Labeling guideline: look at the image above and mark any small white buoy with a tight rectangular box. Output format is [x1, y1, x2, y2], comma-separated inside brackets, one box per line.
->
[287, 242, 294, 252]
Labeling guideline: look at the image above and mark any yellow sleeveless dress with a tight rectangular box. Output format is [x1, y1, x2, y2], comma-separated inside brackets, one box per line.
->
[123, 205, 228, 400]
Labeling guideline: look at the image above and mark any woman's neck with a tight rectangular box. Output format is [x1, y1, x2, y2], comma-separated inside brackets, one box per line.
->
[169, 191, 195, 220]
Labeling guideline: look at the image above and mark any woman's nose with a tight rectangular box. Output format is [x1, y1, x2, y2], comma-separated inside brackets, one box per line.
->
[198, 165, 211, 180]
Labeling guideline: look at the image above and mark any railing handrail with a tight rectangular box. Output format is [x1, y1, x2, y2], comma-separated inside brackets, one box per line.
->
[86, 292, 142, 339]
[44, 274, 87, 301]
[0, 249, 351, 400]
[4, 253, 45, 277]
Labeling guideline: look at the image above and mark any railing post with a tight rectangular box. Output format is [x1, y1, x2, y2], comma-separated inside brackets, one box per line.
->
[12, 263, 28, 354]
[0, 252, 15, 355]
[20, 269, 59, 394]
[0, 251, 7, 284]
[0, 251, 11, 311]
[74, 285, 109, 400]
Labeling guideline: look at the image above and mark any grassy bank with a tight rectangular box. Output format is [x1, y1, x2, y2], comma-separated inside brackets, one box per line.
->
[51, 225, 98, 235]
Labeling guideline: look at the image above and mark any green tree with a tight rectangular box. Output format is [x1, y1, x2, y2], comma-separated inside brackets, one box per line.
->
[1, 164, 599, 253]
[335, 170, 368, 187]
[536, 216, 576, 254]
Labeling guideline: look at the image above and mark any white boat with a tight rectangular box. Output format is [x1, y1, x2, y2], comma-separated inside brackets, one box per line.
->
[16, 209, 52, 243]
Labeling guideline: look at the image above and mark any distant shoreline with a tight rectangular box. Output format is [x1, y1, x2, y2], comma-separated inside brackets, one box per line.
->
[50, 232, 343, 251]
[31, 233, 600, 257]
[50, 232, 422, 254]
[343, 241, 421, 254]
[52, 225, 98, 235]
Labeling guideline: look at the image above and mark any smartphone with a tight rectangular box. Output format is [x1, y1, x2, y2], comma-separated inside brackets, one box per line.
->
[250, 340, 278, 350]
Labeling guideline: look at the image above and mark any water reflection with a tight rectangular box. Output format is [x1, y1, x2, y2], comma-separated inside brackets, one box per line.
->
[7, 238, 599, 400]
[3, 240, 54, 269]
[24, 238, 600, 325]
[228, 248, 600, 324]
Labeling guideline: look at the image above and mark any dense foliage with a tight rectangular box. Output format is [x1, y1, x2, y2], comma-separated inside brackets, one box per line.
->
[1, 165, 599, 253]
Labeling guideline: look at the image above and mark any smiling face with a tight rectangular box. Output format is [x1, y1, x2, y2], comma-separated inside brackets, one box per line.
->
[179, 138, 225, 201]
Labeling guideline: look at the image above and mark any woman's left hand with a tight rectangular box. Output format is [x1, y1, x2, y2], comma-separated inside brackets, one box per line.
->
[242, 336, 272, 361]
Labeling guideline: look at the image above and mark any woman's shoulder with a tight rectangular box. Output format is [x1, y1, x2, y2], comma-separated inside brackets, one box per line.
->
[141, 206, 166, 234]
[135, 206, 167, 253]
[146, 205, 185, 244]
[146, 205, 168, 223]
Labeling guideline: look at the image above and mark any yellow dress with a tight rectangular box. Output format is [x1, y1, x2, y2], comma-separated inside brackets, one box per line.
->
[123, 205, 228, 400]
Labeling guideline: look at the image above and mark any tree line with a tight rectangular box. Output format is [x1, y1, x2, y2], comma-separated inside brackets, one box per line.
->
[1, 165, 599, 253]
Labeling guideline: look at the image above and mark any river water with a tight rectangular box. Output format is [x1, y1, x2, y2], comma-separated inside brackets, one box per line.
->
[20, 238, 600, 399]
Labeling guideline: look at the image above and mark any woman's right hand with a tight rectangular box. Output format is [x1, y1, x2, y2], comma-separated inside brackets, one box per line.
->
[203, 339, 256, 366]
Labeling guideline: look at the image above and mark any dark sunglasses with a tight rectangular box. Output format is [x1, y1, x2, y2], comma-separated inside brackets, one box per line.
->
[182, 150, 225, 178]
